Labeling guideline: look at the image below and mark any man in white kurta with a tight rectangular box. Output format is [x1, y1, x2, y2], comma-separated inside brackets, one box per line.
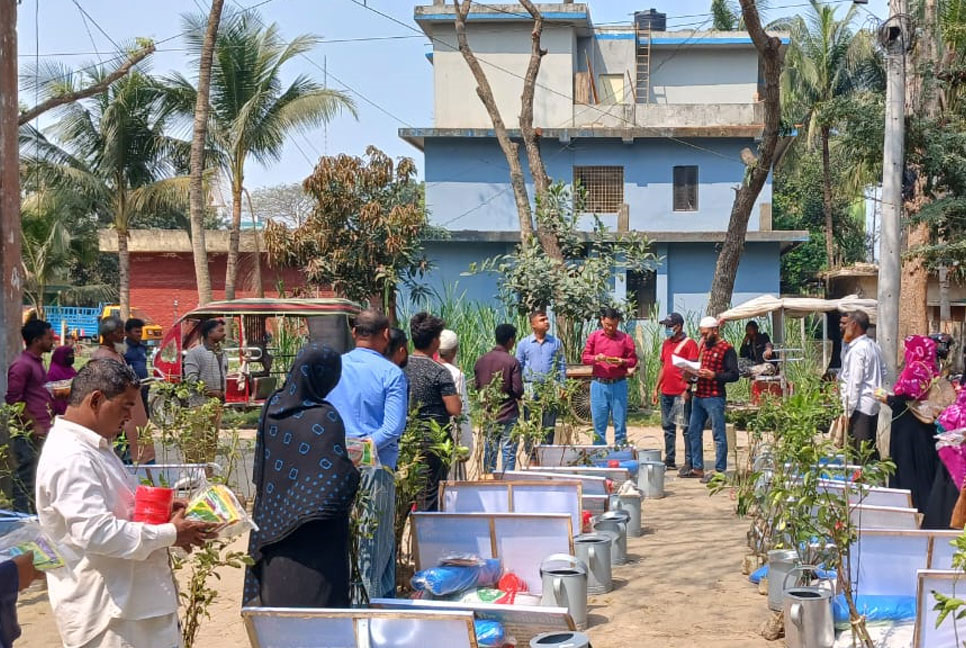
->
[36, 359, 215, 648]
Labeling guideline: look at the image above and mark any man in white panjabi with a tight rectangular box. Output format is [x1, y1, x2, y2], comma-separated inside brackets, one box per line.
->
[36, 359, 216, 648]
[438, 329, 473, 479]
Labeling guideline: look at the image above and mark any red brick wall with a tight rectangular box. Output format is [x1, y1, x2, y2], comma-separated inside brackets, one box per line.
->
[130, 252, 324, 327]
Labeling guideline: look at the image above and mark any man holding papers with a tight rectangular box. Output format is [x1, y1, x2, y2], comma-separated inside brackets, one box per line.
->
[652, 313, 699, 472]
[681, 317, 739, 483]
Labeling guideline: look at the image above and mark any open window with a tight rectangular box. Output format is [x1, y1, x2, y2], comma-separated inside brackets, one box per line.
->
[673, 165, 698, 212]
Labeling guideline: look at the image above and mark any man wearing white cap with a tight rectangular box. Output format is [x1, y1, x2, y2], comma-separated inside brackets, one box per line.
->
[682, 316, 739, 482]
[438, 329, 473, 479]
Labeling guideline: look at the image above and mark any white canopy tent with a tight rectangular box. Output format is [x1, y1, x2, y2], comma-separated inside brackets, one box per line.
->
[716, 294, 878, 372]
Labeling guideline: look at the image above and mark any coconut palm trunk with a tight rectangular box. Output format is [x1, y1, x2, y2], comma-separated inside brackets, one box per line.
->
[188, 0, 224, 306]
[226, 177, 243, 300]
[117, 229, 131, 322]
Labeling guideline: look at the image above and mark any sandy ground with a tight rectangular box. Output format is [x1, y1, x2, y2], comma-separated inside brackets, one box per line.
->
[16, 425, 775, 648]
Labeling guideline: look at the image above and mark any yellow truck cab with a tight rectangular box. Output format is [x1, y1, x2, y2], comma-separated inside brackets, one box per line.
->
[101, 305, 164, 346]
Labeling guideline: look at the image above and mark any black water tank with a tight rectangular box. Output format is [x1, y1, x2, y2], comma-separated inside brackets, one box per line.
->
[634, 9, 666, 32]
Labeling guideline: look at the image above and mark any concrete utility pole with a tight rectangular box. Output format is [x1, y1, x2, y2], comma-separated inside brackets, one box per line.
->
[0, 0, 21, 398]
[877, 0, 911, 382]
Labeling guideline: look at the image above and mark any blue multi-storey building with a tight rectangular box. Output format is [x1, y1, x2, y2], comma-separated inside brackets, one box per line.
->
[400, 2, 806, 318]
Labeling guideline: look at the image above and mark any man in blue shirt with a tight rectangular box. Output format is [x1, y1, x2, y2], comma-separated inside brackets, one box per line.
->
[515, 311, 567, 444]
[327, 309, 408, 600]
[123, 318, 150, 413]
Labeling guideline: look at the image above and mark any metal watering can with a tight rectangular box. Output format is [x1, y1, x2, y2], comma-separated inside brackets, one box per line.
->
[782, 566, 834, 648]
[593, 511, 628, 565]
[767, 549, 799, 612]
[638, 461, 666, 499]
[615, 493, 642, 537]
[638, 448, 662, 463]
[529, 631, 593, 647]
[574, 533, 612, 594]
[540, 554, 588, 630]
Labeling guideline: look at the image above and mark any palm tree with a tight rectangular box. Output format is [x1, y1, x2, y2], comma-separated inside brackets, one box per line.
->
[22, 67, 190, 319]
[166, 10, 356, 300]
[773, 1, 877, 268]
[19, 188, 99, 320]
[710, 0, 771, 31]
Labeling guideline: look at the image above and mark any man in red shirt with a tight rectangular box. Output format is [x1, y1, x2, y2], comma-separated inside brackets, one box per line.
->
[581, 308, 638, 446]
[4, 319, 55, 512]
[652, 313, 699, 471]
[682, 316, 739, 483]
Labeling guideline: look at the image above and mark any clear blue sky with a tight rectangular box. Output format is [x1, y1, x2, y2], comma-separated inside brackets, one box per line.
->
[17, 0, 889, 190]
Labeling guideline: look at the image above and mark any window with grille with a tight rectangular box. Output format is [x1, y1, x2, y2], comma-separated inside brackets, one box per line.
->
[627, 270, 657, 318]
[573, 166, 624, 213]
[673, 165, 698, 212]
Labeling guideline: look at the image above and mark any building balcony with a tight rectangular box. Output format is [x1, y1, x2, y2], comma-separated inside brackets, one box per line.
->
[568, 102, 764, 134]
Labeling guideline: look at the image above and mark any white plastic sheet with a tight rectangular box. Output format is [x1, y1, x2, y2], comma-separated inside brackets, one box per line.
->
[440, 481, 582, 531]
[850, 504, 919, 530]
[499, 470, 608, 496]
[915, 570, 965, 648]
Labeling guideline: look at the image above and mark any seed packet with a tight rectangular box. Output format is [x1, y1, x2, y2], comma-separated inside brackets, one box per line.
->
[0, 521, 67, 571]
[184, 484, 256, 539]
[346, 438, 381, 468]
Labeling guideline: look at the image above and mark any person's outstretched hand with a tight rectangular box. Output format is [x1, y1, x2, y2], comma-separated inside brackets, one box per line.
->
[12, 552, 42, 591]
[171, 509, 218, 549]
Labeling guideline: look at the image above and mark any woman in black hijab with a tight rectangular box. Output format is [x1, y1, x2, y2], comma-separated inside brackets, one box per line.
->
[243, 343, 361, 607]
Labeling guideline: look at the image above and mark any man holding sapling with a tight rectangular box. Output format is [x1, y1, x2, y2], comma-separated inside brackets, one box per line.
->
[36, 359, 216, 648]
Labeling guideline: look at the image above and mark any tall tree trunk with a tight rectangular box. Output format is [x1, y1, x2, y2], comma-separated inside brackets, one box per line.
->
[707, 0, 783, 316]
[821, 126, 836, 268]
[0, 0, 23, 399]
[188, 0, 223, 306]
[244, 187, 264, 298]
[900, 0, 938, 339]
[453, 0, 534, 237]
[118, 229, 130, 321]
[225, 180, 243, 300]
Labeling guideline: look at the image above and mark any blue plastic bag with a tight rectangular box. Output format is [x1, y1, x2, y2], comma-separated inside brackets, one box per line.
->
[832, 593, 916, 627]
[411, 558, 502, 596]
[474, 620, 506, 648]
[593, 459, 639, 479]
[749, 564, 768, 584]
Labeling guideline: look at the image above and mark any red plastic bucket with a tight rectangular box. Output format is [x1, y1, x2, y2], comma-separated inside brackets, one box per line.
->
[133, 486, 174, 524]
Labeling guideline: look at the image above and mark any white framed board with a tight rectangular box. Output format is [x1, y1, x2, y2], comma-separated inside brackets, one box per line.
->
[411, 512, 574, 594]
[852, 529, 961, 597]
[241, 607, 479, 648]
[440, 480, 582, 531]
[914, 570, 966, 648]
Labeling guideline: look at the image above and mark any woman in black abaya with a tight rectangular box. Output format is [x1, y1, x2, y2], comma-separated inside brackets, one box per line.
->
[243, 343, 361, 607]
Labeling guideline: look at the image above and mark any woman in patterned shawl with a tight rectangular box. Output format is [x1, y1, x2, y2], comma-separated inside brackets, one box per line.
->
[244, 343, 360, 607]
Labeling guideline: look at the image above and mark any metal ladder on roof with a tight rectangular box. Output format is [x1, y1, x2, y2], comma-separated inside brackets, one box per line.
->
[635, 27, 651, 104]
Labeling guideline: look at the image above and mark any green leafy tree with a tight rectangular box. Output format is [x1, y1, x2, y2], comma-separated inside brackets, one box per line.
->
[19, 187, 101, 319]
[21, 68, 190, 319]
[710, 0, 771, 30]
[469, 182, 657, 358]
[165, 9, 356, 300]
[772, 1, 879, 268]
[263, 146, 430, 320]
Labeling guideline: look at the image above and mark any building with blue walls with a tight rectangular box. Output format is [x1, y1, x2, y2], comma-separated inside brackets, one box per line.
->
[400, 1, 807, 318]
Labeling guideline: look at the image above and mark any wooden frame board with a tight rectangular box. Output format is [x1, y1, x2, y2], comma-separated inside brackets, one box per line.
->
[519, 465, 631, 482]
[439, 480, 583, 531]
[534, 444, 637, 467]
[915, 570, 966, 648]
[411, 512, 574, 594]
[241, 607, 479, 648]
[849, 504, 920, 530]
[852, 529, 962, 597]
[817, 479, 913, 509]
[497, 470, 609, 496]
[370, 598, 575, 645]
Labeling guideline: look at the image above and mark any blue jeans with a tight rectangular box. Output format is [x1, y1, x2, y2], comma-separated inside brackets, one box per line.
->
[484, 418, 519, 473]
[590, 379, 628, 446]
[357, 467, 396, 601]
[687, 396, 728, 473]
[660, 393, 691, 466]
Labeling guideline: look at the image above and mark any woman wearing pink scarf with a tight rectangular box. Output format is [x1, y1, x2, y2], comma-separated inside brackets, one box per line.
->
[884, 335, 941, 512]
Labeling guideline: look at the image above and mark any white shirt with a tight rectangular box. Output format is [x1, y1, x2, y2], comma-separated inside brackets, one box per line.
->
[443, 361, 474, 452]
[36, 418, 179, 648]
[839, 334, 886, 417]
